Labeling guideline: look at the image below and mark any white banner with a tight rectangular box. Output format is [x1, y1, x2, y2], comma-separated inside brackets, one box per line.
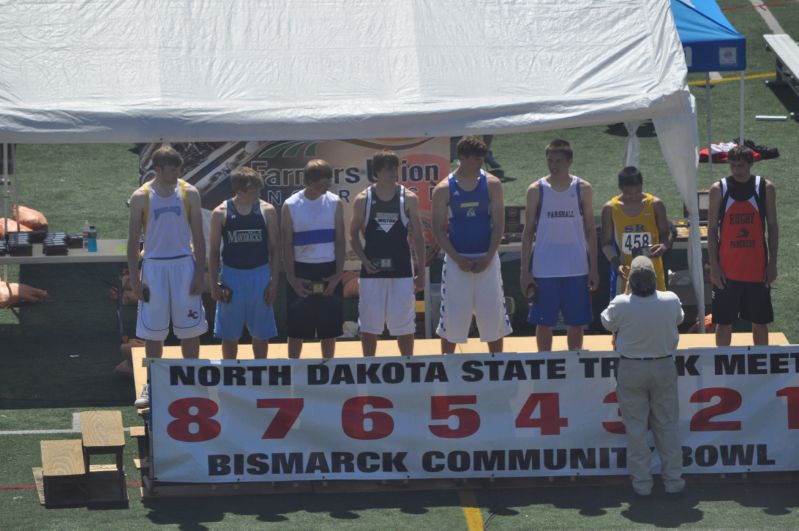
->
[149, 347, 799, 483]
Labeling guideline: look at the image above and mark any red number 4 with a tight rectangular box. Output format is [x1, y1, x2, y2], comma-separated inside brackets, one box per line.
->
[515, 393, 568, 435]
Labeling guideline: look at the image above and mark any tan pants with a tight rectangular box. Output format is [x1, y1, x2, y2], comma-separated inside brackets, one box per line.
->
[617, 356, 685, 495]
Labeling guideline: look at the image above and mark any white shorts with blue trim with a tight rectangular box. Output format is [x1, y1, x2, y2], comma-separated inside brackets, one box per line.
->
[436, 253, 512, 344]
[137, 256, 207, 341]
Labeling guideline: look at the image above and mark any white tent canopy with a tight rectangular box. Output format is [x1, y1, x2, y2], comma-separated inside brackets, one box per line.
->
[0, 0, 704, 317]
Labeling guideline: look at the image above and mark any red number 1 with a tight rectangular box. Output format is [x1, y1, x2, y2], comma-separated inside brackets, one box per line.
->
[777, 387, 799, 429]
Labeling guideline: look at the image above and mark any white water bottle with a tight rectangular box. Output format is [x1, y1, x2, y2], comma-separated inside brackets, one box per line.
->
[82, 220, 90, 249]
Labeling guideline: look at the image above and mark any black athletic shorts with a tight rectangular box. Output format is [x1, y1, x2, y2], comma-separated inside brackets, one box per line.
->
[287, 261, 343, 340]
[711, 279, 773, 325]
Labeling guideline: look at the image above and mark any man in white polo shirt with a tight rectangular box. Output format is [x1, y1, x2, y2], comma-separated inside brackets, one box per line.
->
[601, 255, 685, 497]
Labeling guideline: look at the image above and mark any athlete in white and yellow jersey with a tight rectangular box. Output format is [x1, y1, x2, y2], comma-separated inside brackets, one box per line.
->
[601, 166, 671, 294]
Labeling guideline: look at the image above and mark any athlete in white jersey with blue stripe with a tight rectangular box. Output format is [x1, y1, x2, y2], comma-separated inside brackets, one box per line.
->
[282, 159, 345, 359]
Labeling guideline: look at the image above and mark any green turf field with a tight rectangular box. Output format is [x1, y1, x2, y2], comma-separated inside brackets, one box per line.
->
[2, 1, 799, 528]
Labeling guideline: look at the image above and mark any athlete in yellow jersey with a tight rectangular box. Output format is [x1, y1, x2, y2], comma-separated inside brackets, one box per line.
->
[601, 166, 671, 294]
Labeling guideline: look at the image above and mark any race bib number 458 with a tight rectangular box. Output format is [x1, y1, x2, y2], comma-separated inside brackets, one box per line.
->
[621, 232, 652, 255]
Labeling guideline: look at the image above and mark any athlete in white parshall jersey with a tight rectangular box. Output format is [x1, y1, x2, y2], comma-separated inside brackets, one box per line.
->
[521, 139, 599, 352]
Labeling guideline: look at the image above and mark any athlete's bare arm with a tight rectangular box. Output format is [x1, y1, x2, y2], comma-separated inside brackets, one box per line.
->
[650, 197, 672, 258]
[348, 191, 379, 274]
[323, 200, 346, 296]
[707, 182, 725, 288]
[473, 174, 504, 274]
[262, 201, 281, 304]
[520, 181, 540, 293]
[126, 188, 147, 300]
[405, 190, 427, 292]
[579, 179, 599, 291]
[185, 185, 206, 296]
[208, 202, 227, 302]
[764, 179, 778, 284]
[600, 201, 625, 278]
[282, 205, 310, 297]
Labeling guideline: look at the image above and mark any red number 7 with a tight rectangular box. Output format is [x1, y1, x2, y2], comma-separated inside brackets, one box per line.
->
[256, 398, 304, 439]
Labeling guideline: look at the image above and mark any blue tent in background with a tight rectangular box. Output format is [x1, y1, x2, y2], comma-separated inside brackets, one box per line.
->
[671, 0, 746, 170]
[672, 0, 746, 72]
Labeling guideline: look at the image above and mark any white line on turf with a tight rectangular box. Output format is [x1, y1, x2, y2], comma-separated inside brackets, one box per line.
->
[0, 427, 133, 435]
[0, 415, 133, 436]
[750, 1, 786, 34]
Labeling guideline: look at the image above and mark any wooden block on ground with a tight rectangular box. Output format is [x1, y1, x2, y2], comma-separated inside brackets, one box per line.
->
[39, 440, 88, 507]
[129, 426, 146, 438]
[80, 410, 125, 449]
[41, 439, 85, 477]
[34, 466, 87, 507]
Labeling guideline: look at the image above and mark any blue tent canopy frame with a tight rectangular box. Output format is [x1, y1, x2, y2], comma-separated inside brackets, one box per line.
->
[672, 0, 746, 172]
[672, 0, 746, 72]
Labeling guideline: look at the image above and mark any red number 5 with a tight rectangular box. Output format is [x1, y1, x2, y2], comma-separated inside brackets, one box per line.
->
[429, 395, 480, 438]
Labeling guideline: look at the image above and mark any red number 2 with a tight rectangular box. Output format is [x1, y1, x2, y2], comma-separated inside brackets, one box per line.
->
[689, 387, 742, 431]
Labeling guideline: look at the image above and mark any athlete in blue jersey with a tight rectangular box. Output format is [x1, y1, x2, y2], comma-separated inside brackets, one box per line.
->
[208, 167, 280, 359]
[432, 136, 512, 353]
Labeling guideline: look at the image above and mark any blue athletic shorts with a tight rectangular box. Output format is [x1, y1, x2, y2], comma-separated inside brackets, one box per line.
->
[528, 275, 592, 327]
[214, 263, 277, 341]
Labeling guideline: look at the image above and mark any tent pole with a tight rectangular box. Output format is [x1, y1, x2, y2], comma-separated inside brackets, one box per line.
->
[2, 143, 8, 284]
[739, 71, 745, 142]
[705, 73, 712, 182]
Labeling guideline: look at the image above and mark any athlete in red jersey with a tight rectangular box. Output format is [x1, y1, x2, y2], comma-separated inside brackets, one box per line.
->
[708, 145, 778, 346]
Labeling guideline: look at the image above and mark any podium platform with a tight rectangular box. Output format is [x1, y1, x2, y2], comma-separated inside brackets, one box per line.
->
[131, 333, 789, 397]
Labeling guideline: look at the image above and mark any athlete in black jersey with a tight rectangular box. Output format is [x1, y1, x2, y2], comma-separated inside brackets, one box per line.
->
[349, 150, 426, 356]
